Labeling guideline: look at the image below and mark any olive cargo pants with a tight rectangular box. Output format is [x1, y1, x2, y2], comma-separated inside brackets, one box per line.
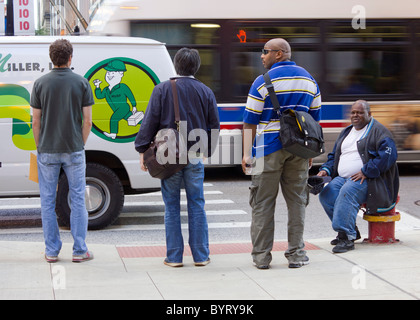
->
[249, 149, 309, 266]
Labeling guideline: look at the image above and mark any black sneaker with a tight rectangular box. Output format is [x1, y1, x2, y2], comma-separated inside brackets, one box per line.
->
[330, 236, 339, 246]
[333, 239, 355, 253]
[331, 226, 361, 245]
[288, 256, 310, 269]
[332, 232, 355, 253]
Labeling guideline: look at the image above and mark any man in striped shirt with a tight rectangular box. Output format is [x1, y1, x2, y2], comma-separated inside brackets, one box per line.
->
[242, 38, 322, 269]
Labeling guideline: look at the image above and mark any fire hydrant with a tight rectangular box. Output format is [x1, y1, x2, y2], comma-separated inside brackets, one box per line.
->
[362, 196, 400, 244]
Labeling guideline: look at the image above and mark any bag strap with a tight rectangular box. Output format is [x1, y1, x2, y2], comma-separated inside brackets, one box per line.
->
[170, 79, 181, 130]
[263, 72, 281, 115]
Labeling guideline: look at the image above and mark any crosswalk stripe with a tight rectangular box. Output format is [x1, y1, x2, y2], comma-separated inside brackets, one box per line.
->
[0, 204, 41, 210]
[0, 196, 231, 210]
[106, 221, 251, 232]
[128, 190, 223, 197]
[124, 199, 234, 207]
[0, 184, 246, 233]
[120, 209, 248, 218]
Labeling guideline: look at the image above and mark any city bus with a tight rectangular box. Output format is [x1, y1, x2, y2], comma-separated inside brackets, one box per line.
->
[88, 0, 420, 163]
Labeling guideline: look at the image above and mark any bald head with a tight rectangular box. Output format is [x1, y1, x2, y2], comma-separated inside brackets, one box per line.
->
[261, 38, 292, 69]
[266, 38, 291, 60]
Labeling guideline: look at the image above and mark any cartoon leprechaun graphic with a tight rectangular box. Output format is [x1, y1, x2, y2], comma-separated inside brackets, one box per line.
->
[93, 59, 144, 139]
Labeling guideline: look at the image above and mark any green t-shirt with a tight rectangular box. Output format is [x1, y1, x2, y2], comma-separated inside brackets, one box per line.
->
[30, 68, 94, 153]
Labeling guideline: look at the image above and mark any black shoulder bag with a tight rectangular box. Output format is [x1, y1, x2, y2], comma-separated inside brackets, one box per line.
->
[263, 72, 325, 159]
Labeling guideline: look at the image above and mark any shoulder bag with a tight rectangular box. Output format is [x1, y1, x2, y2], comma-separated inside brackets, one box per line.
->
[143, 79, 188, 179]
[263, 72, 325, 159]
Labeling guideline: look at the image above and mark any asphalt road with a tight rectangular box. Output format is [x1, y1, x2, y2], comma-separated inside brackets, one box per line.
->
[0, 164, 419, 246]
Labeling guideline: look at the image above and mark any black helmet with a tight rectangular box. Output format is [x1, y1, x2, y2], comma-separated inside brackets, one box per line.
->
[307, 176, 331, 195]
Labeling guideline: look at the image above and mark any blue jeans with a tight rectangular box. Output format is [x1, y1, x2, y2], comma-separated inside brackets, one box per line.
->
[37, 151, 88, 256]
[319, 176, 368, 240]
[161, 161, 209, 263]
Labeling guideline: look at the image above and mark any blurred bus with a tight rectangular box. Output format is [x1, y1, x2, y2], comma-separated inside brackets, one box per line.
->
[88, 0, 420, 163]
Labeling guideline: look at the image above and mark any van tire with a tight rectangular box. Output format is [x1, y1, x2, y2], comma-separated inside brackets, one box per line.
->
[56, 163, 124, 230]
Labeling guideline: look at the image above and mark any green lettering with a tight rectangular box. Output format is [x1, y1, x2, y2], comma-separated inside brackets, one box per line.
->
[0, 53, 12, 72]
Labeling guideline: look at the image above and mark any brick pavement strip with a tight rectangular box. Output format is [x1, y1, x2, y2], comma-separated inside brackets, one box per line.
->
[117, 241, 320, 258]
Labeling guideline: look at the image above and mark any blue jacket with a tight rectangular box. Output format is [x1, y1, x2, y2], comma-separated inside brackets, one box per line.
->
[320, 119, 399, 214]
[135, 77, 220, 156]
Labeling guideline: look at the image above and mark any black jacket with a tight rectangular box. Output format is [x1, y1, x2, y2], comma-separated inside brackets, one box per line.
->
[320, 119, 399, 214]
[135, 77, 220, 157]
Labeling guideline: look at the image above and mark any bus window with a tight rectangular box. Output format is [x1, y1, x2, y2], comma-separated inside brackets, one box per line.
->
[130, 22, 221, 97]
[130, 22, 220, 45]
[327, 49, 410, 96]
[328, 24, 409, 43]
[326, 22, 412, 98]
[417, 24, 420, 97]
[169, 48, 221, 95]
[292, 50, 322, 83]
[231, 49, 321, 98]
[231, 23, 321, 98]
[232, 24, 320, 44]
[231, 51, 264, 97]
[164, 48, 221, 98]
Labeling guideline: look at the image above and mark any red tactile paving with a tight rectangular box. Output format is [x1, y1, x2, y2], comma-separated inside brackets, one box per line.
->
[117, 241, 320, 258]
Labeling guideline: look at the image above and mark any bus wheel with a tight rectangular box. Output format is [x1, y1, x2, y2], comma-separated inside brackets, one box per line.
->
[56, 163, 124, 230]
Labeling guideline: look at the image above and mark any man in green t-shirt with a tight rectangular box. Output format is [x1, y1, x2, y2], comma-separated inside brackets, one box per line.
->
[31, 39, 94, 264]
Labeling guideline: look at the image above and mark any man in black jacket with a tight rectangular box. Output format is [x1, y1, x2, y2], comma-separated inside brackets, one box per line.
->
[318, 100, 399, 253]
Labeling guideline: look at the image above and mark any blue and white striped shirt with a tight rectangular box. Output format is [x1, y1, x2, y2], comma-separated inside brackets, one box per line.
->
[243, 61, 322, 157]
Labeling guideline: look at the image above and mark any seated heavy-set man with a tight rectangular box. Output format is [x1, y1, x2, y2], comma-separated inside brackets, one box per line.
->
[317, 100, 399, 253]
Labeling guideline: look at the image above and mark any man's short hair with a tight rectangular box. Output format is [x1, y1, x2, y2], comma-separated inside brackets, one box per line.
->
[354, 99, 371, 113]
[49, 39, 73, 67]
[174, 48, 201, 76]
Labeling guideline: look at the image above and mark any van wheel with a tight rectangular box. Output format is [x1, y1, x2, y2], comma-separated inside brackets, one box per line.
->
[56, 163, 124, 230]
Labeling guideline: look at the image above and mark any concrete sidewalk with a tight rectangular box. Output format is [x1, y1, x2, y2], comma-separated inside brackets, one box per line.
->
[0, 230, 419, 300]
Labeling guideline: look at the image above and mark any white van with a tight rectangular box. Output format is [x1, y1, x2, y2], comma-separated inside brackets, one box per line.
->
[0, 36, 176, 229]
